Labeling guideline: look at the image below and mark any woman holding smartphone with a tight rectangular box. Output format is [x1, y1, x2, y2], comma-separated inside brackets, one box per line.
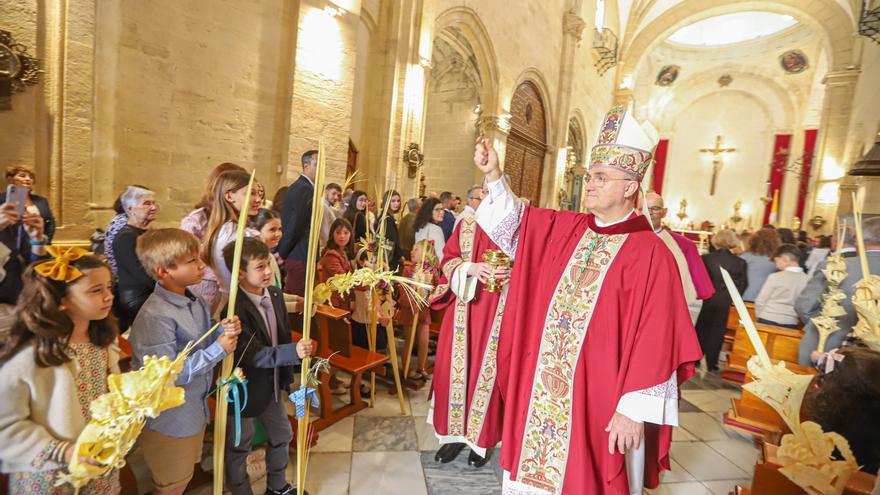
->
[0, 201, 47, 305]
[1, 166, 56, 242]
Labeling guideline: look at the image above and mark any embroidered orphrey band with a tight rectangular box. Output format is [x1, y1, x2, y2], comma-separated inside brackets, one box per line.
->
[465, 283, 508, 445]
[515, 230, 627, 494]
[448, 217, 476, 436]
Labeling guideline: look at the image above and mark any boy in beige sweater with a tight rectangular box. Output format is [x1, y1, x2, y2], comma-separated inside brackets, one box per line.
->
[755, 244, 809, 329]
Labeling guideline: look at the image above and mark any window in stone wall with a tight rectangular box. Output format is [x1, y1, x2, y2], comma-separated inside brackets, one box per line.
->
[594, 0, 606, 29]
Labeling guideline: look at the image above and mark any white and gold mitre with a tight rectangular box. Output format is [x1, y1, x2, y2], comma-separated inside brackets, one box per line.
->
[589, 106, 660, 180]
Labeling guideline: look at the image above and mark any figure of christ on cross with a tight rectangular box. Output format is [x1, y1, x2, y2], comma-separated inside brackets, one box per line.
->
[699, 135, 736, 196]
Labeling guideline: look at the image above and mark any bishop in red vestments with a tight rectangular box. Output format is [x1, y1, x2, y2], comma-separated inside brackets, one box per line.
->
[429, 214, 510, 466]
[474, 106, 703, 495]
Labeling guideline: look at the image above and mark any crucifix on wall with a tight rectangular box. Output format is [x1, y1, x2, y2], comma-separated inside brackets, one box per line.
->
[699, 135, 736, 196]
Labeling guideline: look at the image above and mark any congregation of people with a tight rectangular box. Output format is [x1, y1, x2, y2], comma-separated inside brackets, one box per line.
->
[688, 219, 880, 371]
[0, 118, 878, 495]
[0, 156, 484, 495]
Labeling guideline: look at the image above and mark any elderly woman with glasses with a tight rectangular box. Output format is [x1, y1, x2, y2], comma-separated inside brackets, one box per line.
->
[113, 185, 160, 329]
[1, 166, 56, 241]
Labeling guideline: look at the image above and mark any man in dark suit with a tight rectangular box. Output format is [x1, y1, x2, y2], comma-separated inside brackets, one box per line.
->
[796, 216, 880, 364]
[279, 150, 318, 296]
[438, 191, 456, 241]
[222, 238, 314, 495]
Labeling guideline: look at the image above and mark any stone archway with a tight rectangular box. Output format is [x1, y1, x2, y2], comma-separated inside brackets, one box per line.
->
[421, 31, 485, 197]
[504, 81, 548, 204]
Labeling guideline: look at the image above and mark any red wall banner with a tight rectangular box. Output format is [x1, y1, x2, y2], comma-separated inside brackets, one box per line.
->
[796, 129, 818, 221]
[763, 134, 792, 226]
[651, 139, 669, 194]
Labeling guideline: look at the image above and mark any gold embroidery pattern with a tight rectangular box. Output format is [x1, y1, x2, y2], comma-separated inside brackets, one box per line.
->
[448, 217, 476, 435]
[465, 284, 509, 445]
[516, 230, 627, 494]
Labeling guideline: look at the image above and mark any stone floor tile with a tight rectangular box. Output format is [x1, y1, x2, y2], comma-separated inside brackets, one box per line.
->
[705, 439, 760, 473]
[350, 451, 428, 495]
[670, 442, 750, 481]
[312, 416, 354, 453]
[679, 413, 736, 441]
[304, 452, 353, 495]
[353, 416, 418, 451]
[421, 450, 502, 494]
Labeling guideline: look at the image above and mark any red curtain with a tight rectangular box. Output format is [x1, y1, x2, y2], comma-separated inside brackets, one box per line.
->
[796, 129, 818, 221]
[651, 139, 669, 194]
[762, 134, 792, 225]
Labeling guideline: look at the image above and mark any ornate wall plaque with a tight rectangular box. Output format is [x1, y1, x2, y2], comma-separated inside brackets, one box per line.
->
[0, 29, 42, 110]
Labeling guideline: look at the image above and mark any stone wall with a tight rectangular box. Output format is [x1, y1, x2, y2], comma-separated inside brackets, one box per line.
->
[92, 0, 296, 228]
[846, 40, 880, 214]
[0, 2, 39, 178]
[287, 2, 358, 188]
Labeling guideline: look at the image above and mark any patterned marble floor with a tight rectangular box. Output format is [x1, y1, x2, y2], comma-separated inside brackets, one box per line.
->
[178, 367, 758, 495]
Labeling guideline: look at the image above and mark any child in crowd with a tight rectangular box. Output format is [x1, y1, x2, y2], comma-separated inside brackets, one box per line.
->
[201, 170, 262, 313]
[755, 244, 809, 329]
[319, 218, 355, 395]
[397, 239, 440, 382]
[221, 237, 314, 495]
[129, 228, 241, 495]
[319, 218, 355, 310]
[249, 208, 284, 289]
[0, 248, 120, 494]
[181, 162, 246, 313]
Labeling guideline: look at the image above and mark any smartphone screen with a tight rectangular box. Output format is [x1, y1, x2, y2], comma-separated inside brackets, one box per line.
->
[5, 184, 28, 216]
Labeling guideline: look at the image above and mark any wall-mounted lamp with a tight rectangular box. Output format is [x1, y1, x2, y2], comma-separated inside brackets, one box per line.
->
[403, 142, 424, 179]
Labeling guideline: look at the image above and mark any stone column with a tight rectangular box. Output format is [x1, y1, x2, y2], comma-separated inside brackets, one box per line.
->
[807, 68, 861, 233]
[356, 0, 424, 198]
[46, 0, 99, 240]
[544, 10, 586, 208]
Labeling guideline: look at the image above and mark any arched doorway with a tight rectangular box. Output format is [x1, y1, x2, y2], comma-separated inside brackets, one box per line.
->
[504, 81, 547, 204]
[561, 118, 586, 211]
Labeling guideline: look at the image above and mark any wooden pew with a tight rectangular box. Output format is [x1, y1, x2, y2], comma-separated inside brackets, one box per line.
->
[723, 361, 817, 443]
[722, 315, 802, 384]
[748, 443, 876, 495]
[290, 304, 388, 432]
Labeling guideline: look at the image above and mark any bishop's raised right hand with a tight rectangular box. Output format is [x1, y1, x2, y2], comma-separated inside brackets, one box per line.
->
[474, 138, 501, 182]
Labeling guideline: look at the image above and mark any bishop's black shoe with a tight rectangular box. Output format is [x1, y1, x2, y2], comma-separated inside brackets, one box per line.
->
[434, 443, 466, 463]
[266, 484, 308, 495]
[467, 449, 490, 468]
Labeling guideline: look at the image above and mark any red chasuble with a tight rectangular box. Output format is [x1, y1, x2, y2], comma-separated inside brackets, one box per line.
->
[429, 217, 507, 450]
[495, 206, 703, 495]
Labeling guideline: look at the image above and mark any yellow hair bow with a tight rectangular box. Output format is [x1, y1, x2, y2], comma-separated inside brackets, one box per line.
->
[34, 246, 91, 282]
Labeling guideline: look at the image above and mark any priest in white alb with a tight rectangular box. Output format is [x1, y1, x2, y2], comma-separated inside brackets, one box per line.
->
[474, 106, 703, 495]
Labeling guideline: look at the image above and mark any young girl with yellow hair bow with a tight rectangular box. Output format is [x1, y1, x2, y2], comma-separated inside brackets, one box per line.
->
[0, 246, 121, 494]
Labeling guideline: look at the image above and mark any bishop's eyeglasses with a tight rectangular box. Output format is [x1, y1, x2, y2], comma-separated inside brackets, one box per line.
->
[584, 174, 632, 187]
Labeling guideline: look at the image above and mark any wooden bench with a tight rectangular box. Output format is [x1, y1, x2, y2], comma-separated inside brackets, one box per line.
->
[748, 443, 876, 494]
[722, 307, 802, 384]
[290, 304, 388, 432]
[723, 361, 816, 442]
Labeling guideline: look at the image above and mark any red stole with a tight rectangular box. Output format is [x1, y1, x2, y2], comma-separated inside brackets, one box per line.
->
[497, 207, 702, 494]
